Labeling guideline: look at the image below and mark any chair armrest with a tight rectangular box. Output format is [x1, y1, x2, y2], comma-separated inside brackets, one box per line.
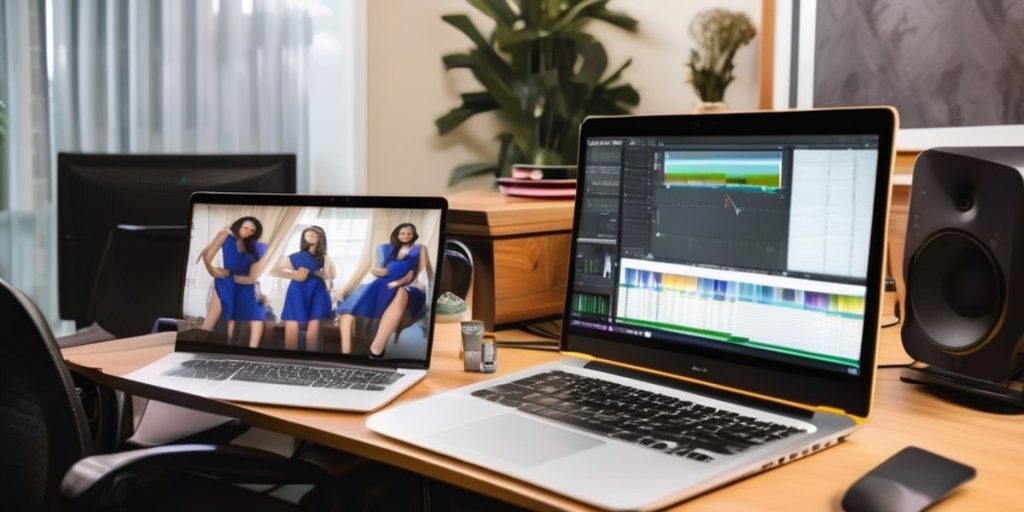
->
[123, 418, 251, 449]
[62, 443, 328, 510]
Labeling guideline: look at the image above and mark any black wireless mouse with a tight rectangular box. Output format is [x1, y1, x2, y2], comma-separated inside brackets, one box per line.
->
[841, 447, 975, 512]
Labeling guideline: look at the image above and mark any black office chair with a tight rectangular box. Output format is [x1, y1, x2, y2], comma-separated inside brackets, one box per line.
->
[0, 278, 337, 510]
[56, 224, 248, 453]
[60, 225, 187, 348]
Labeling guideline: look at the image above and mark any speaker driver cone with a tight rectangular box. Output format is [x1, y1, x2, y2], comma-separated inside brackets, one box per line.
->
[908, 231, 1003, 352]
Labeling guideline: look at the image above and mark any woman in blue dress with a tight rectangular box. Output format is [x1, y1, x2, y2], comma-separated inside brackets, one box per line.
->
[339, 223, 433, 357]
[273, 226, 336, 351]
[199, 216, 271, 348]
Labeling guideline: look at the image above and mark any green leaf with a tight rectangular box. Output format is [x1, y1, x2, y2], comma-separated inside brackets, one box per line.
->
[459, 91, 500, 109]
[549, 0, 604, 32]
[442, 53, 475, 69]
[462, 48, 520, 113]
[495, 132, 518, 177]
[442, 15, 491, 49]
[602, 84, 640, 107]
[495, 27, 545, 50]
[468, 0, 517, 27]
[436, 108, 478, 135]
[517, 0, 541, 27]
[576, 40, 608, 87]
[435, 93, 501, 134]
[449, 162, 498, 186]
[542, 0, 562, 24]
[598, 57, 632, 87]
[589, 8, 638, 32]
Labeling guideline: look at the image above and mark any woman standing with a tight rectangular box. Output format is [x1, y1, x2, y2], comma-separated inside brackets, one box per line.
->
[339, 223, 432, 357]
[200, 216, 270, 348]
[274, 226, 336, 350]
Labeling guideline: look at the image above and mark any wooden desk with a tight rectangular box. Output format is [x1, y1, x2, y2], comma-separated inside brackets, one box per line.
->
[63, 323, 1023, 511]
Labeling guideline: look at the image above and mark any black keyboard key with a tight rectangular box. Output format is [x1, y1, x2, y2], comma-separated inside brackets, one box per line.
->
[472, 370, 809, 463]
[164, 358, 401, 391]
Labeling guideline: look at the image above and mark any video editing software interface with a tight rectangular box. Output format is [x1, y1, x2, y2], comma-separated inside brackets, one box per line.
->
[570, 134, 880, 376]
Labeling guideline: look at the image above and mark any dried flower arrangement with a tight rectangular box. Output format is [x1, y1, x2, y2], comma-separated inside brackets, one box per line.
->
[687, 9, 757, 104]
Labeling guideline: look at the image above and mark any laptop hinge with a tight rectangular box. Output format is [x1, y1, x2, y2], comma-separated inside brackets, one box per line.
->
[583, 360, 815, 420]
[815, 405, 848, 416]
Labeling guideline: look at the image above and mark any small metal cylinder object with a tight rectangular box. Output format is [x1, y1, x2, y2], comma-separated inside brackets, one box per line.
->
[461, 320, 484, 372]
[461, 320, 497, 373]
[480, 335, 497, 373]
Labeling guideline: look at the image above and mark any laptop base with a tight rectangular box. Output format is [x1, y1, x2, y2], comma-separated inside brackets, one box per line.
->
[900, 364, 1024, 409]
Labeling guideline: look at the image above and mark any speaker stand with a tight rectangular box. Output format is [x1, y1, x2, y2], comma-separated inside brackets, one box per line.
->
[900, 364, 1024, 408]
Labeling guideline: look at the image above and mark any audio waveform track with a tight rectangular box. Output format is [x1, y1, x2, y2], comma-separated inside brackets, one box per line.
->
[573, 293, 610, 316]
[616, 267, 865, 367]
[577, 254, 611, 276]
[619, 269, 864, 317]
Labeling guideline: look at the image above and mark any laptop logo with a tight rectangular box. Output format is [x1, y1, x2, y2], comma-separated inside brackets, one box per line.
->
[691, 366, 709, 374]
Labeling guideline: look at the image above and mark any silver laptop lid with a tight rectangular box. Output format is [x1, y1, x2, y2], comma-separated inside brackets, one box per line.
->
[563, 108, 897, 418]
[177, 192, 448, 370]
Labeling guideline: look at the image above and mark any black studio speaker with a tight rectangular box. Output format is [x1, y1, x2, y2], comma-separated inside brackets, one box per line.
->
[902, 147, 1024, 385]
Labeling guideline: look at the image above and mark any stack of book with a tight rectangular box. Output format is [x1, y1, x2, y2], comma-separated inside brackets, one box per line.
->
[498, 164, 577, 198]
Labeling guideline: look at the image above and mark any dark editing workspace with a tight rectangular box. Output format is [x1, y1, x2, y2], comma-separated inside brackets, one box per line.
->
[2, 1, 1023, 511]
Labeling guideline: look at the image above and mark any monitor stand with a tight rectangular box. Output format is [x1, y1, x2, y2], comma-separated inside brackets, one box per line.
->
[900, 364, 1024, 410]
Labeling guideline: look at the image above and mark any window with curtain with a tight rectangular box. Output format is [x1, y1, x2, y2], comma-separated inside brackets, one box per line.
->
[1, 0, 361, 329]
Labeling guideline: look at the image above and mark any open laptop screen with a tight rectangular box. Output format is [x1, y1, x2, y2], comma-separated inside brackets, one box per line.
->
[565, 109, 895, 417]
[180, 194, 445, 366]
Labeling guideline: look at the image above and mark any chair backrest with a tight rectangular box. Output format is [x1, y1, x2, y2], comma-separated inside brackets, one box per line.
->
[439, 239, 473, 300]
[89, 225, 187, 338]
[0, 279, 92, 510]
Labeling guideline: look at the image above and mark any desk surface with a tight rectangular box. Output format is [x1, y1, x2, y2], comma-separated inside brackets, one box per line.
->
[63, 321, 1023, 511]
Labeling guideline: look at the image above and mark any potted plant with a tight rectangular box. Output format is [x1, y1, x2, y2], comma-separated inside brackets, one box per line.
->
[436, 0, 640, 186]
[687, 8, 756, 113]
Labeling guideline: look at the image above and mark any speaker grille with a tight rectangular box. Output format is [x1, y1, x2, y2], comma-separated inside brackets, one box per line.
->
[907, 231, 1004, 352]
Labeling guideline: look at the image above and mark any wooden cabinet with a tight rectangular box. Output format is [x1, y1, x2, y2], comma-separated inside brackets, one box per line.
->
[445, 190, 574, 329]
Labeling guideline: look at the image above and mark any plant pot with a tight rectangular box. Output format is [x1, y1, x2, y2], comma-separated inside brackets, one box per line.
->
[693, 101, 729, 114]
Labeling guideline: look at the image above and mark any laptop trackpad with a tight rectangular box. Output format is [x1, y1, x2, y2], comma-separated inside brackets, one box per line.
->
[431, 414, 603, 467]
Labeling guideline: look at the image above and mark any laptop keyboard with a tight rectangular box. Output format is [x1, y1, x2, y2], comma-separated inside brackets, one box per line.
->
[471, 370, 808, 463]
[163, 358, 402, 391]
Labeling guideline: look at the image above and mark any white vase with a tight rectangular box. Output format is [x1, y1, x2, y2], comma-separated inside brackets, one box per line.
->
[693, 101, 729, 114]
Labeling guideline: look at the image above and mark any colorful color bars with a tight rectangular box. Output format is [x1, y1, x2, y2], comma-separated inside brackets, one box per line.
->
[619, 268, 864, 317]
[663, 151, 782, 189]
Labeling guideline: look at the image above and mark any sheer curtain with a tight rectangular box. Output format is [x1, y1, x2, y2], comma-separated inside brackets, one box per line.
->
[49, 0, 310, 161]
[0, 1, 55, 320]
[0, 0, 359, 329]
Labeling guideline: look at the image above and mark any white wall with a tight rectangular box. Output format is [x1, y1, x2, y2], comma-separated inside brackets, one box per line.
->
[367, 0, 762, 195]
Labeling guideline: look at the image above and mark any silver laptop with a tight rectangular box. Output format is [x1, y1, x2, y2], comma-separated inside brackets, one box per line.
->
[125, 193, 447, 412]
[368, 108, 897, 510]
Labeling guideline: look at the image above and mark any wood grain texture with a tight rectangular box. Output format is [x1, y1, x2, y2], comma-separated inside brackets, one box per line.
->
[492, 235, 571, 324]
[63, 324, 1021, 511]
[446, 189, 575, 237]
[758, 0, 776, 110]
[447, 189, 575, 327]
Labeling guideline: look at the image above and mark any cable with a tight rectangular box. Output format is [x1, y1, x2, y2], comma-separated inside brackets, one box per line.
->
[881, 292, 902, 328]
[493, 341, 560, 351]
[518, 318, 562, 340]
[877, 363, 913, 369]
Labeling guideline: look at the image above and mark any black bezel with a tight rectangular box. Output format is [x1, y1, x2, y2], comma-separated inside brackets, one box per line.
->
[178, 192, 448, 370]
[563, 108, 896, 418]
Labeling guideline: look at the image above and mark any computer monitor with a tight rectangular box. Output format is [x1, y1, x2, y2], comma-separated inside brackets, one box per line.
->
[57, 153, 297, 326]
